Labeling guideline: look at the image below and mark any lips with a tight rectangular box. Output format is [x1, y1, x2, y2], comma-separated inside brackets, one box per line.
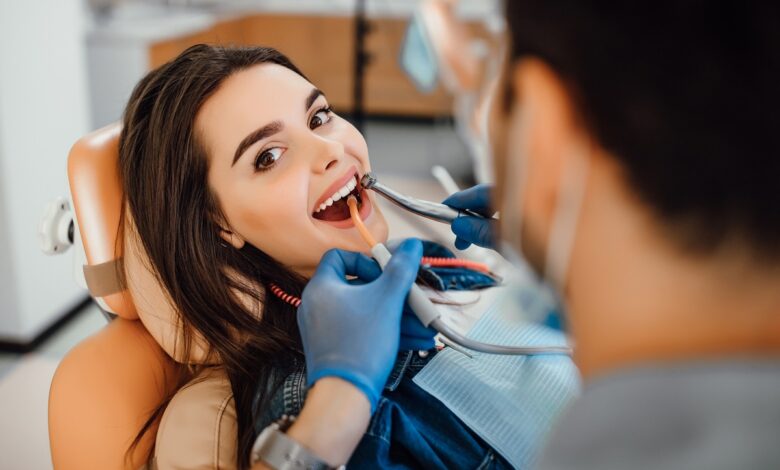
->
[312, 166, 371, 225]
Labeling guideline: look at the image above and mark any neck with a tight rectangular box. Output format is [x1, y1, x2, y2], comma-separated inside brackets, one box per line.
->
[568, 162, 780, 381]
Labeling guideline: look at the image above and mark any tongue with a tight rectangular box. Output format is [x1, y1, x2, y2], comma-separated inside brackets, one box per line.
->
[314, 198, 352, 222]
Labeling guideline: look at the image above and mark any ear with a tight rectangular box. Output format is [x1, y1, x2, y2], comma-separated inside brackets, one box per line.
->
[219, 227, 245, 250]
[509, 58, 586, 246]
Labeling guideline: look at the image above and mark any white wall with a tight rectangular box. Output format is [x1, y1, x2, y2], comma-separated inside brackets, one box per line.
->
[87, 41, 148, 128]
[0, 0, 91, 341]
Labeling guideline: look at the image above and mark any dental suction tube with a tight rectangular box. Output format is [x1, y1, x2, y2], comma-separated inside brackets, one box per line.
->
[361, 173, 492, 224]
[430, 318, 571, 356]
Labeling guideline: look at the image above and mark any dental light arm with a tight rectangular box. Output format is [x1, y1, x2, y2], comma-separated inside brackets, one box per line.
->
[346, 196, 570, 357]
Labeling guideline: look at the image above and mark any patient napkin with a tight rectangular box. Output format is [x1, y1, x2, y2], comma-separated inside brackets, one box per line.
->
[413, 292, 580, 469]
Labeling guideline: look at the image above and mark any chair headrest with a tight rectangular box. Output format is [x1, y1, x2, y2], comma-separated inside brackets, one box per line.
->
[68, 124, 210, 364]
[68, 124, 135, 318]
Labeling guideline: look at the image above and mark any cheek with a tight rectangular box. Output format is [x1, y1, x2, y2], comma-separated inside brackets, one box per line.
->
[221, 176, 312, 259]
[333, 117, 370, 168]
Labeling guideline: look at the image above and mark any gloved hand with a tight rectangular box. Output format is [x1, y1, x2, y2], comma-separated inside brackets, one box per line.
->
[298, 238, 423, 411]
[356, 240, 437, 352]
[398, 307, 437, 351]
[442, 184, 497, 250]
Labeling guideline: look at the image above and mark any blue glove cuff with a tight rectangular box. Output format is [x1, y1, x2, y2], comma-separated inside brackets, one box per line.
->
[308, 368, 381, 412]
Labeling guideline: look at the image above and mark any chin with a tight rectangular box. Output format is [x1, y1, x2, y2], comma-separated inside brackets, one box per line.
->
[301, 207, 389, 273]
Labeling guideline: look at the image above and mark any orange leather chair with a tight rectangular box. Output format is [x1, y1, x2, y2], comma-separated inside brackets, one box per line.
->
[49, 124, 182, 469]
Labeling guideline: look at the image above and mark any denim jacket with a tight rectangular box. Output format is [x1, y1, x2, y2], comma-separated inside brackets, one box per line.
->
[253, 241, 508, 469]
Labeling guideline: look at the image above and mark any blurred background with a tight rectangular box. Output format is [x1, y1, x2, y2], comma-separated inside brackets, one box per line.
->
[0, 0, 502, 468]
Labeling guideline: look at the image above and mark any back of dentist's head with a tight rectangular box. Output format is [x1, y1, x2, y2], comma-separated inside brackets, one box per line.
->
[502, 1, 780, 260]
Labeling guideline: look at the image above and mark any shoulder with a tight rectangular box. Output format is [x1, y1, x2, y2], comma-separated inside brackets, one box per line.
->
[154, 367, 237, 470]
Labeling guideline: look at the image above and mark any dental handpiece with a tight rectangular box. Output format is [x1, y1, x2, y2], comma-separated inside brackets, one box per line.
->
[360, 173, 495, 224]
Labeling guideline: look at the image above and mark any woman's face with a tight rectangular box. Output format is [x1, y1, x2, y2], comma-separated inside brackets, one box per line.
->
[198, 63, 388, 276]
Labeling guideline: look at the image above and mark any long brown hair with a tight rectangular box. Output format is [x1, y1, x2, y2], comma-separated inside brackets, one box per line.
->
[119, 44, 309, 469]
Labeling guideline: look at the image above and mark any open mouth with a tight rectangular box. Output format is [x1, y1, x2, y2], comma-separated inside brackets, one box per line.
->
[312, 172, 366, 222]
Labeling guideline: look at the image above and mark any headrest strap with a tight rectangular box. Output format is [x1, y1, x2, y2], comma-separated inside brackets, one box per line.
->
[83, 258, 126, 297]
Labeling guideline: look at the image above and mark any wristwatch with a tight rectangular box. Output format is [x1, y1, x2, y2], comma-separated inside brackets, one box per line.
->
[250, 415, 344, 470]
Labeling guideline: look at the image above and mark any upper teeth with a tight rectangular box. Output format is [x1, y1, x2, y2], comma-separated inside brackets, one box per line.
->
[315, 176, 358, 213]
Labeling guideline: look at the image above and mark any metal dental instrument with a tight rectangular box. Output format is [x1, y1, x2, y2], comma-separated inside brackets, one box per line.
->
[360, 172, 496, 224]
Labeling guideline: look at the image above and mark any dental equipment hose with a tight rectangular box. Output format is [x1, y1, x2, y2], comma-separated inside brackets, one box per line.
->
[346, 196, 571, 357]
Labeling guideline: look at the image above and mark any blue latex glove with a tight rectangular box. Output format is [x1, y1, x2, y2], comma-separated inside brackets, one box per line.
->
[398, 307, 437, 351]
[359, 240, 437, 351]
[298, 238, 423, 411]
[347, 281, 435, 351]
[442, 184, 497, 250]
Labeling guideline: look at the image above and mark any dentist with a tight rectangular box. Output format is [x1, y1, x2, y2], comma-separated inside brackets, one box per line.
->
[252, 2, 780, 469]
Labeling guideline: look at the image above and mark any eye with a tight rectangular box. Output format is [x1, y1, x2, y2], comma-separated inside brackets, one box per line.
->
[254, 147, 284, 172]
[309, 107, 332, 130]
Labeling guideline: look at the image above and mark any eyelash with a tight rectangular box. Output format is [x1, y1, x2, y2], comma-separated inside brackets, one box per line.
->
[309, 105, 333, 130]
[253, 147, 284, 173]
[253, 105, 333, 173]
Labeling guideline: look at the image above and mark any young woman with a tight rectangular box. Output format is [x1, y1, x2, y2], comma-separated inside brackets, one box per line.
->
[119, 44, 519, 469]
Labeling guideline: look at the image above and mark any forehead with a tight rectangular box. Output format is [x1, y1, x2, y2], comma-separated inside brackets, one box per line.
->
[195, 63, 313, 150]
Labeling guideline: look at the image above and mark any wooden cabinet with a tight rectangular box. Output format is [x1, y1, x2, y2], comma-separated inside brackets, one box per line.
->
[241, 15, 357, 112]
[147, 13, 483, 117]
[364, 17, 452, 116]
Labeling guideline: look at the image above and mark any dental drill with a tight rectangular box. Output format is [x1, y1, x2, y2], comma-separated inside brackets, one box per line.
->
[346, 196, 571, 357]
[360, 173, 492, 224]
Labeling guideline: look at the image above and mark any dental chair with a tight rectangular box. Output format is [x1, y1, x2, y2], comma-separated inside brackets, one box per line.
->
[48, 124, 237, 469]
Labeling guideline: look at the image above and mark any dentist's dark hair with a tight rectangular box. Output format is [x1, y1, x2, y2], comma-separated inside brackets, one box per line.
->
[118, 44, 308, 469]
[504, 1, 780, 258]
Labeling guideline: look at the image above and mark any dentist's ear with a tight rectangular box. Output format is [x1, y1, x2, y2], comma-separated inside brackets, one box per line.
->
[219, 228, 245, 250]
[510, 60, 585, 231]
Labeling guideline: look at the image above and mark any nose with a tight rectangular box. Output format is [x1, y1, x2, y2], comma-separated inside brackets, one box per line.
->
[311, 135, 344, 174]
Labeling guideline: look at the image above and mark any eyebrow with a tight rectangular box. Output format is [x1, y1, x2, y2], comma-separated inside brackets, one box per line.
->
[232, 121, 283, 167]
[306, 88, 325, 111]
[231, 88, 326, 167]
